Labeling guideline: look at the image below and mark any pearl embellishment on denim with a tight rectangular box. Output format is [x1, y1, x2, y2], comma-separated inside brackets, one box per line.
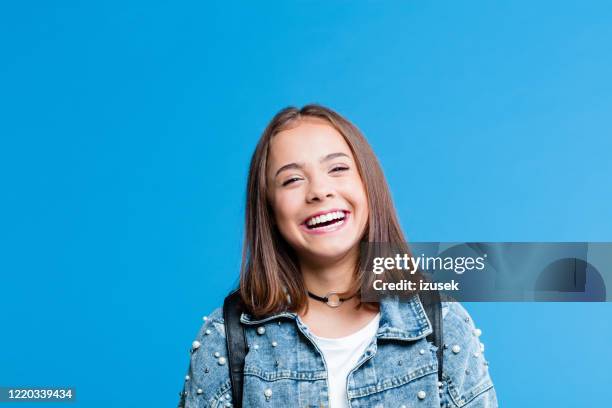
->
[214, 351, 221, 358]
[184, 375, 190, 381]
[473, 328, 482, 337]
[271, 341, 278, 347]
[417, 390, 426, 399]
[452, 345, 461, 354]
[192, 341, 201, 350]
[218, 357, 226, 365]
[419, 349, 425, 355]
[197, 388, 203, 395]
[257, 326, 266, 335]
[205, 329, 211, 335]
[264, 388, 272, 400]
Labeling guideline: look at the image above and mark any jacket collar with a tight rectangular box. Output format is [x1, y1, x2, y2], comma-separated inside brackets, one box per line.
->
[240, 295, 432, 342]
[376, 295, 433, 341]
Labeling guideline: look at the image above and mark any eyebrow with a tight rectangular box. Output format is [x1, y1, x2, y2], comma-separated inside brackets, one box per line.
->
[274, 152, 350, 178]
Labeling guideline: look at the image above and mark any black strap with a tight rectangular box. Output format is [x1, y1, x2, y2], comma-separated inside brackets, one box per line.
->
[421, 290, 444, 381]
[223, 290, 247, 408]
[223, 290, 444, 408]
[307, 291, 356, 305]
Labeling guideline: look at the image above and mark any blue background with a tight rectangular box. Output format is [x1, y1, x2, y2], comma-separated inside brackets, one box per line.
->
[1, 1, 611, 407]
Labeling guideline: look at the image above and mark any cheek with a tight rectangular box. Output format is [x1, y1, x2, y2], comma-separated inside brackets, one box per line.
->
[349, 178, 368, 212]
[272, 194, 301, 228]
[358, 195, 369, 229]
[272, 197, 304, 247]
[352, 181, 369, 227]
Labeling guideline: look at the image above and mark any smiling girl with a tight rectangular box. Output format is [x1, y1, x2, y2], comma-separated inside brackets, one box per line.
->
[179, 105, 498, 408]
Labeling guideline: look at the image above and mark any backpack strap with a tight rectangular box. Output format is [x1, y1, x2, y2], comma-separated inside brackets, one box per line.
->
[420, 290, 444, 381]
[223, 289, 247, 408]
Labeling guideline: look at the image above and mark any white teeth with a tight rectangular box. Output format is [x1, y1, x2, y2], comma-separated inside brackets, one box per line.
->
[306, 211, 346, 228]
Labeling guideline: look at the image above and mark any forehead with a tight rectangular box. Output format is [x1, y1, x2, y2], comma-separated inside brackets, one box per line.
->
[268, 119, 353, 165]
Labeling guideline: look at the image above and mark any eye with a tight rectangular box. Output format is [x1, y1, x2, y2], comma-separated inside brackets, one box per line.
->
[282, 177, 301, 186]
[330, 165, 349, 173]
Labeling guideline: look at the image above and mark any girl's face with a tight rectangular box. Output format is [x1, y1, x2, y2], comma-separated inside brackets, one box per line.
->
[267, 118, 369, 265]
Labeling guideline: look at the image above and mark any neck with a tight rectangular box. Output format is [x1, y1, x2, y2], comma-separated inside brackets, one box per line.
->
[299, 245, 359, 296]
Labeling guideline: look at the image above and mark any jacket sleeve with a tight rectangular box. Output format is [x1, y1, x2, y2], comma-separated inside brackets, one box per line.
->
[440, 302, 498, 408]
[178, 307, 233, 408]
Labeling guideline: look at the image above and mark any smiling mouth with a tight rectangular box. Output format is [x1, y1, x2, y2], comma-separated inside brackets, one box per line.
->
[304, 210, 348, 230]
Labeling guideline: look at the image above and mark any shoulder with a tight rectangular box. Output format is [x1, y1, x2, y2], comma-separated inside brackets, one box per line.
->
[180, 307, 233, 408]
[440, 302, 498, 407]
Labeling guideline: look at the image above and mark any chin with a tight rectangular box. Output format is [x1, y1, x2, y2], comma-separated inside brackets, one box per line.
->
[306, 241, 358, 262]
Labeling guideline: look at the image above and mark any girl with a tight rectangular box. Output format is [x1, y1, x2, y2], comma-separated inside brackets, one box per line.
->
[179, 105, 497, 407]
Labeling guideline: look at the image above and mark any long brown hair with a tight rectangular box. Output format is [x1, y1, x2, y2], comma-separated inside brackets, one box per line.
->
[240, 104, 409, 317]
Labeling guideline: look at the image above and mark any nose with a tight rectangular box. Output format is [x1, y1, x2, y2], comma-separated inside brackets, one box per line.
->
[306, 175, 334, 203]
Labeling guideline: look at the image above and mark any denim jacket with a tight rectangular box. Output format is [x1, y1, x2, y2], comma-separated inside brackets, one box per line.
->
[178, 295, 497, 407]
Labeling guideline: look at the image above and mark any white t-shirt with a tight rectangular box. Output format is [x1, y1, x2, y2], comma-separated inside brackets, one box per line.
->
[310, 313, 381, 408]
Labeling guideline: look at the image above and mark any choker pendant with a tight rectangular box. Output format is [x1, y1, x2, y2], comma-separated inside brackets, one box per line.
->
[307, 291, 355, 308]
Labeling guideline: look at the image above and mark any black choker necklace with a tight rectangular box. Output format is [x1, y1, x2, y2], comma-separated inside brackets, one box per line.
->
[307, 291, 356, 308]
